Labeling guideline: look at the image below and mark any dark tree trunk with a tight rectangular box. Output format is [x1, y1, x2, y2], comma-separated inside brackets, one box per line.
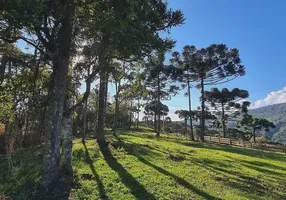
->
[153, 113, 157, 131]
[200, 78, 205, 141]
[97, 73, 107, 145]
[42, 8, 73, 188]
[0, 54, 7, 84]
[82, 67, 90, 143]
[221, 102, 226, 138]
[184, 118, 188, 136]
[82, 99, 88, 143]
[156, 75, 161, 137]
[60, 113, 73, 176]
[42, 63, 69, 188]
[187, 79, 194, 141]
[253, 128, 256, 143]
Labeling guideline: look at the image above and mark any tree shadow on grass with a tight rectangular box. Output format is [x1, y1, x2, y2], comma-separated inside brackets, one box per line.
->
[135, 154, 221, 200]
[242, 160, 286, 172]
[201, 162, 286, 199]
[82, 142, 107, 199]
[114, 137, 221, 200]
[177, 141, 286, 162]
[98, 142, 157, 200]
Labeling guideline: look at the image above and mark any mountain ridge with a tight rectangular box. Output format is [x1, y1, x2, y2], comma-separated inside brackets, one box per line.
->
[249, 102, 286, 144]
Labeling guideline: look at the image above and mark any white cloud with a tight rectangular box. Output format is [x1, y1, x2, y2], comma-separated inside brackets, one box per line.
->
[251, 87, 286, 109]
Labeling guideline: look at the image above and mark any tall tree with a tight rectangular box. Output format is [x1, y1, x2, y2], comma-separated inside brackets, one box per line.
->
[172, 44, 245, 141]
[205, 88, 249, 137]
[77, 0, 184, 144]
[144, 53, 180, 137]
[1, 0, 76, 188]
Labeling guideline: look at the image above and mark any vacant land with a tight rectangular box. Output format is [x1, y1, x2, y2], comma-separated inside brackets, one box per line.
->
[1, 128, 286, 200]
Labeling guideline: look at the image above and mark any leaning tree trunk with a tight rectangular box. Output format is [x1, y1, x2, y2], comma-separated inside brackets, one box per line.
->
[97, 73, 107, 145]
[187, 79, 194, 141]
[221, 102, 226, 138]
[200, 78, 205, 141]
[42, 11, 73, 188]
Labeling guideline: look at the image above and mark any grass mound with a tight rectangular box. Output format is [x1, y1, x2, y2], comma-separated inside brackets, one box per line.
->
[1, 128, 286, 200]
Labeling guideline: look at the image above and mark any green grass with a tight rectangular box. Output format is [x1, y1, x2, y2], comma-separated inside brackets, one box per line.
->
[1, 128, 286, 200]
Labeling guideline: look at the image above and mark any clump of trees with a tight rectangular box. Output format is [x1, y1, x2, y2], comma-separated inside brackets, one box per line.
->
[0, 0, 184, 192]
[171, 45, 245, 140]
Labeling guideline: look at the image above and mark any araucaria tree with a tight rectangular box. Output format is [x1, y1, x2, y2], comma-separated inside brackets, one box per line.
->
[144, 52, 180, 137]
[241, 115, 276, 142]
[170, 56, 195, 140]
[205, 88, 249, 137]
[172, 44, 245, 141]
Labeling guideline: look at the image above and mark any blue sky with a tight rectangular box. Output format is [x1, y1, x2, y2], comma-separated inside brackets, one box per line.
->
[16, 0, 286, 121]
[161, 0, 286, 120]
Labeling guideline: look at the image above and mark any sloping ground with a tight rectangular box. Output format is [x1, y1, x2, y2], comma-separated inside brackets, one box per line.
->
[1, 128, 286, 200]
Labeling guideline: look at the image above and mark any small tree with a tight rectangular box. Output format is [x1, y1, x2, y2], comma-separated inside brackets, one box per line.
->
[172, 44, 245, 141]
[241, 115, 276, 142]
[205, 88, 249, 137]
[175, 110, 190, 136]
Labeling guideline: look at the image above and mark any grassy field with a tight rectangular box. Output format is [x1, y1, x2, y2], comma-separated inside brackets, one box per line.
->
[1, 128, 286, 200]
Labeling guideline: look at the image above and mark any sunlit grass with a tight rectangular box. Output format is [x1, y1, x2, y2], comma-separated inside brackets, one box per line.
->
[1, 128, 286, 199]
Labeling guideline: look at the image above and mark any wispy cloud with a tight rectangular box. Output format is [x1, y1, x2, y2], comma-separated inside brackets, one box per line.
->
[251, 86, 286, 109]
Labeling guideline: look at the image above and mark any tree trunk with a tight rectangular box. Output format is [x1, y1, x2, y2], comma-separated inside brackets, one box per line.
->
[0, 54, 7, 84]
[97, 73, 107, 145]
[162, 115, 165, 133]
[60, 113, 73, 176]
[113, 81, 120, 135]
[221, 102, 226, 138]
[82, 67, 90, 143]
[137, 98, 140, 129]
[129, 97, 133, 128]
[82, 99, 88, 143]
[156, 75, 161, 137]
[200, 78, 205, 141]
[42, 65, 68, 188]
[187, 79, 194, 141]
[253, 128, 256, 143]
[153, 113, 157, 131]
[185, 118, 188, 136]
[42, 7, 73, 188]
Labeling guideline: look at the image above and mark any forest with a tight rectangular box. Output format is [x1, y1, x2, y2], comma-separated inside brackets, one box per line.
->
[0, 0, 285, 199]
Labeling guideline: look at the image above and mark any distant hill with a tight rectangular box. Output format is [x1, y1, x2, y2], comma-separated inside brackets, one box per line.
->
[249, 103, 286, 144]
[182, 103, 286, 144]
